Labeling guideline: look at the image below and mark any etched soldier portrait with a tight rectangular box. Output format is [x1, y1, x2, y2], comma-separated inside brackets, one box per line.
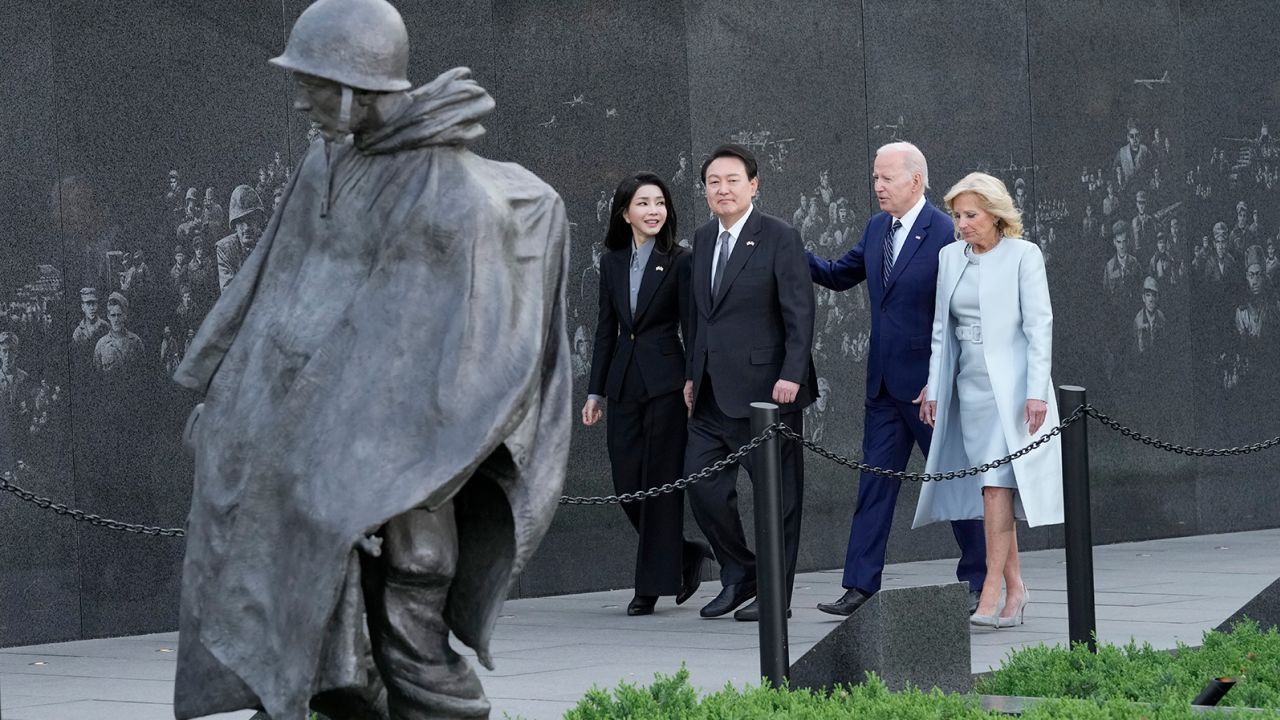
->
[93, 292, 144, 376]
[1134, 276, 1165, 354]
[1103, 221, 1141, 298]
[1235, 246, 1277, 340]
[1115, 123, 1150, 186]
[215, 184, 264, 292]
[1204, 222, 1239, 286]
[71, 287, 109, 348]
[0, 332, 31, 414]
[1130, 190, 1155, 253]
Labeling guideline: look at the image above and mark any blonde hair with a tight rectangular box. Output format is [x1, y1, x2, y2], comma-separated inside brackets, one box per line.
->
[943, 172, 1023, 238]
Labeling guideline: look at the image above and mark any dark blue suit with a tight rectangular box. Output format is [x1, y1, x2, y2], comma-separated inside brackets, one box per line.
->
[808, 199, 986, 595]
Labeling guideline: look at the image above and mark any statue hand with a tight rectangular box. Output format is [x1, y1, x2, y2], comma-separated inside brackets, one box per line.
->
[356, 534, 383, 557]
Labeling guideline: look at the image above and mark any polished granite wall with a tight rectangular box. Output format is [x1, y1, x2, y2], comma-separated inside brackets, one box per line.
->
[1, 0, 1278, 644]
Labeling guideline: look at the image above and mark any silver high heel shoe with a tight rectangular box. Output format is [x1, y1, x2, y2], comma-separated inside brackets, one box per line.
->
[970, 611, 999, 627]
[969, 596, 1005, 627]
[996, 587, 1030, 628]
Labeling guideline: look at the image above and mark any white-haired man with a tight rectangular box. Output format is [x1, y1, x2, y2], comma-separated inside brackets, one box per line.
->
[806, 141, 986, 616]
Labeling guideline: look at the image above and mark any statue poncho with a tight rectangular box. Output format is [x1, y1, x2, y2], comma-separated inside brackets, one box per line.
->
[171, 68, 571, 719]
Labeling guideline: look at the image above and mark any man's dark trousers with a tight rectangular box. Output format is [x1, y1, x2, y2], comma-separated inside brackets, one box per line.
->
[842, 385, 986, 594]
[684, 380, 803, 599]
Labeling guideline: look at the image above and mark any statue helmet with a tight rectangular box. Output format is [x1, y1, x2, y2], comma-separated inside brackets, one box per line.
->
[269, 0, 411, 93]
[228, 185, 264, 224]
[184, 187, 199, 203]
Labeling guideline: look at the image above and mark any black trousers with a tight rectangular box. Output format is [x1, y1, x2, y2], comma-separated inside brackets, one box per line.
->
[606, 386, 698, 596]
[684, 379, 804, 599]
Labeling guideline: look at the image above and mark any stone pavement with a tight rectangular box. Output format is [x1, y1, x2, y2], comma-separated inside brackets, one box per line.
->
[1, 528, 1276, 719]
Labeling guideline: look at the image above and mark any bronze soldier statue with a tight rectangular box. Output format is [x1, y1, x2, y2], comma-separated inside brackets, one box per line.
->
[172, 0, 572, 717]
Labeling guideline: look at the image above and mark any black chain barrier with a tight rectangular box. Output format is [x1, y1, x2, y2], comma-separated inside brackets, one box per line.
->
[782, 404, 1087, 483]
[1083, 406, 1280, 456]
[558, 425, 780, 505]
[6, 403, 1280, 527]
[0, 462, 186, 537]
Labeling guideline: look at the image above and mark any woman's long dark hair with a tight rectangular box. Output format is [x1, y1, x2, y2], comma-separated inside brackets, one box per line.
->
[603, 172, 678, 253]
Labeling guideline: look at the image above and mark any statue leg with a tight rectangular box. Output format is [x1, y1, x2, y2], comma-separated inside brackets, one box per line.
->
[369, 501, 490, 720]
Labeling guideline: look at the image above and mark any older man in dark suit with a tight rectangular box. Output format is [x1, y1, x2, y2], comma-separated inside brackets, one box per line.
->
[807, 142, 985, 616]
[682, 143, 817, 622]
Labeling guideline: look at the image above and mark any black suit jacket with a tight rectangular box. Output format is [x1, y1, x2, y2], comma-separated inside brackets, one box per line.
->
[587, 244, 691, 401]
[686, 208, 817, 418]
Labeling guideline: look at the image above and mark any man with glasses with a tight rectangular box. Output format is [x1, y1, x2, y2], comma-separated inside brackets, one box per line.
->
[1116, 124, 1150, 185]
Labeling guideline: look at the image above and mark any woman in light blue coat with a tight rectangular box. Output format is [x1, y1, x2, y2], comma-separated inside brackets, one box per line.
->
[915, 172, 1063, 628]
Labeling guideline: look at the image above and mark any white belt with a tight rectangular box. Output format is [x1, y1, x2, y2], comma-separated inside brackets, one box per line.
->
[954, 324, 983, 343]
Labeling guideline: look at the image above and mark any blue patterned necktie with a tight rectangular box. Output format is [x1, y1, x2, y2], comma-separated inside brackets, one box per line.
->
[882, 218, 902, 285]
[712, 230, 732, 300]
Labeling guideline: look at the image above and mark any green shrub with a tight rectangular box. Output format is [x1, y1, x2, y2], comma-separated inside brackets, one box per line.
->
[564, 667, 989, 719]
[561, 666, 1280, 719]
[1020, 696, 1270, 719]
[976, 619, 1280, 708]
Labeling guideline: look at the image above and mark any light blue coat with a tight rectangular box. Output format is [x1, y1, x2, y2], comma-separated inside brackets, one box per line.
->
[913, 237, 1064, 529]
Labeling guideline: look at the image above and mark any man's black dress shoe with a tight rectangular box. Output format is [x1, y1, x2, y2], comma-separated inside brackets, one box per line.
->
[816, 588, 872, 617]
[699, 581, 756, 618]
[733, 599, 792, 622]
[967, 590, 981, 615]
[627, 595, 658, 616]
[676, 541, 714, 606]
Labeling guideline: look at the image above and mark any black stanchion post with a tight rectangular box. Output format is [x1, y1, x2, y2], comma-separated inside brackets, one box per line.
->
[749, 401, 789, 687]
[1058, 385, 1097, 652]
[1191, 677, 1236, 706]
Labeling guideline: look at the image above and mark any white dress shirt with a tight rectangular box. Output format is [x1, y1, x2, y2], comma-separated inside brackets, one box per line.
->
[890, 195, 928, 260]
[713, 205, 754, 288]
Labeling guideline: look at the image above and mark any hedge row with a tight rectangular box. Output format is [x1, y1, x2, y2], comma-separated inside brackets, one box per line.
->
[557, 621, 1280, 719]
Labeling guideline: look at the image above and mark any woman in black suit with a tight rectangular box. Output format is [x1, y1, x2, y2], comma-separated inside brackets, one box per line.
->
[582, 172, 711, 616]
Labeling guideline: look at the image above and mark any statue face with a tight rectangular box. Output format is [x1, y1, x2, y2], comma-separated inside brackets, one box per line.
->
[81, 299, 98, 321]
[292, 72, 369, 140]
[1143, 291, 1157, 313]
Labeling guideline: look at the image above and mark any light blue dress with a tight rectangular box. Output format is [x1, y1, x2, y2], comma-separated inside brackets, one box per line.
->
[950, 245, 1017, 490]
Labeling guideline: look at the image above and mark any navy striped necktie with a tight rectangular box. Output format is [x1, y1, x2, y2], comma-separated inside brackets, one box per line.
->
[882, 218, 903, 284]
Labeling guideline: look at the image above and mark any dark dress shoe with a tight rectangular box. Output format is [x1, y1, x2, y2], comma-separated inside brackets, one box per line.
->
[816, 588, 872, 617]
[627, 595, 658, 616]
[676, 541, 714, 606]
[968, 590, 981, 615]
[699, 581, 756, 618]
[733, 599, 792, 622]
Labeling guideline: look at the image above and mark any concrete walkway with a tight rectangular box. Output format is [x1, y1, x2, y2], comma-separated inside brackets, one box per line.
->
[1, 528, 1276, 719]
